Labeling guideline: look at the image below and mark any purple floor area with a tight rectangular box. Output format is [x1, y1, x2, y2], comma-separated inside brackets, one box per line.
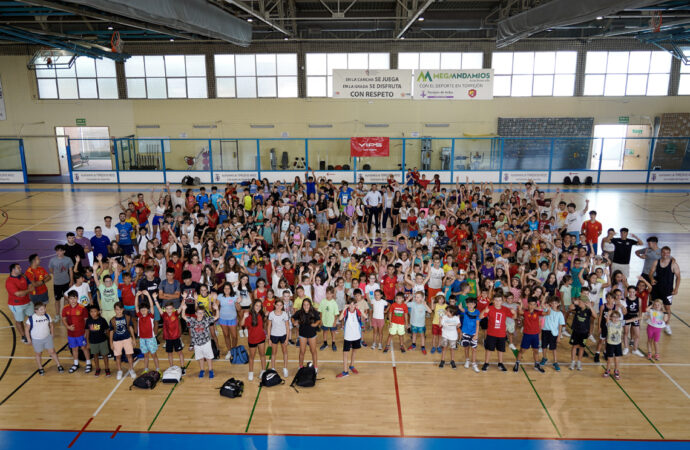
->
[0, 231, 72, 273]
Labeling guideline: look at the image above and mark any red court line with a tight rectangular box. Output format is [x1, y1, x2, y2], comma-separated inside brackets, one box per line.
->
[3, 427, 690, 442]
[67, 418, 92, 448]
[392, 366, 404, 437]
[110, 425, 121, 439]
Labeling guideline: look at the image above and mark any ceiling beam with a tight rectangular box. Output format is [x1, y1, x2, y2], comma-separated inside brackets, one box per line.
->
[221, 0, 291, 35]
[396, 0, 433, 38]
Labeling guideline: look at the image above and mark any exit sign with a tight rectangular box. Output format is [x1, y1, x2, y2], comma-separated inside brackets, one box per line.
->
[76, 118, 86, 126]
[618, 116, 629, 124]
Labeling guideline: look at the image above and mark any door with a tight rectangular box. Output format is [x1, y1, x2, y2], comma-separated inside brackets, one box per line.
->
[56, 126, 113, 171]
[218, 140, 239, 170]
[591, 125, 627, 170]
[623, 125, 652, 170]
[55, 127, 70, 175]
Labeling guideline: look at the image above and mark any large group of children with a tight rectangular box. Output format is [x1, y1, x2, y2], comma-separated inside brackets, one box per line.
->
[6, 170, 681, 383]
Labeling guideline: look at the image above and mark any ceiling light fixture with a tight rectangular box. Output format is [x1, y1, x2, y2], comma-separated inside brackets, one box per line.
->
[596, 16, 603, 20]
[107, 26, 113, 30]
[247, 18, 253, 22]
[170, 38, 174, 42]
[418, 17, 424, 21]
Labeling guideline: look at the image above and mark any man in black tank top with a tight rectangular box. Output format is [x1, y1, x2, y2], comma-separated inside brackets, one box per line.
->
[649, 246, 681, 335]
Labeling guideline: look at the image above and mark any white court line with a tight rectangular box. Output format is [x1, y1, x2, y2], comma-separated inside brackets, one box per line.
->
[655, 364, 690, 400]
[91, 359, 140, 418]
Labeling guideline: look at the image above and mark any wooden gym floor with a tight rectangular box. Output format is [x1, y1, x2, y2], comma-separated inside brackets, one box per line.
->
[0, 183, 689, 450]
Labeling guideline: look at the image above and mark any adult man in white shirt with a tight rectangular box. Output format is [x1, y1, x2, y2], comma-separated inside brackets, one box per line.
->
[102, 216, 119, 242]
[565, 199, 589, 245]
[363, 184, 383, 234]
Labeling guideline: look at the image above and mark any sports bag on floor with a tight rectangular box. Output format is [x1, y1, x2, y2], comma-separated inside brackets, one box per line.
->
[230, 345, 248, 364]
[290, 362, 317, 392]
[161, 365, 182, 384]
[220, 378, 244, 398]
[260, 369, 284, 387]
[130, 370, 160, 390]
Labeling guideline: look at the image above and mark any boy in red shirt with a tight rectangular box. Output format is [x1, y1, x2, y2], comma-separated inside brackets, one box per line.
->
[61, 291, 92, 374]
[166, 252, 184, 283]
[153, 296, 186, 374]
[513, 297, 547, 373]
[118, 272, 137, 320]
[135, 292, 161, 374]
[581, 211, 602, 254]
[25, 254, 52, 305]
[480, 293, 516, 371]
[383, 293, 409, 353]
[381, 265, 398, 303]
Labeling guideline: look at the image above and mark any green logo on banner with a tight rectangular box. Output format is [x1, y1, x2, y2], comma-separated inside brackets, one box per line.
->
[76, 118, 86, 126]
[417, 71, 433, 82]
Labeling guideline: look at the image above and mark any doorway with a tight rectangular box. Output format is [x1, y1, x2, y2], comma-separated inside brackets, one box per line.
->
[591, 125, 627, 170]
[55, 126, 113, 173]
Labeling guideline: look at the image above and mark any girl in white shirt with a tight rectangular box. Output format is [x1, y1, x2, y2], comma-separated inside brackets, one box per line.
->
[267, 299, 291, 377]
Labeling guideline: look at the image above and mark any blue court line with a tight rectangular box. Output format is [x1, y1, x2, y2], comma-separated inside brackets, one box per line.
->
[0, 430, 687, 450]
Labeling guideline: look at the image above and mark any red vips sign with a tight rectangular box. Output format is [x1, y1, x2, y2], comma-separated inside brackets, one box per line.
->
[350, 137, 389, 157]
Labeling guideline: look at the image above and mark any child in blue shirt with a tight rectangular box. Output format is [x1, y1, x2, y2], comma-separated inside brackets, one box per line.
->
[458, 297, 481, 372]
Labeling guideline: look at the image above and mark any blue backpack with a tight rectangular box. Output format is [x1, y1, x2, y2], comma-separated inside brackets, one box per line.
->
[230, 345, 248, 364]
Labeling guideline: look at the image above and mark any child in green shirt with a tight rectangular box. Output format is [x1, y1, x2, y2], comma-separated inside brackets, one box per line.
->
[319, 286, 339, 352]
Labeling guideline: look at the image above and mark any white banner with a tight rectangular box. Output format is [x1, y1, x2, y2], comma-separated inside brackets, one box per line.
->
[72, 171, 117, 183]
[212, 171, 259, 183]
[119, 171, 165, 183]
[453, 171, 501, 183]
[649, 171, 690, 183]
[0, 171, 23, 183]
[333, 70, 411, 99]
[357, 171, 402, 183]
[502, 171, 549, 183]
[414, 69, 493, 100]
[0, 76, 6, 120]
[313, 171, 354, 183]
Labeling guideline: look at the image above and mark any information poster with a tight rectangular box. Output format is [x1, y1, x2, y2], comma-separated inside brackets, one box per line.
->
[333, 70, 411, 99]
[413, 69, 493, 100]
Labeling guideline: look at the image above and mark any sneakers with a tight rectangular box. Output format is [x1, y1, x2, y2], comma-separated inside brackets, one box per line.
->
[665, 325, 672, 335]
[622, 347, 629, 356]
[21, 336, 28, 344]
[497, 363, 507, 372]
[209, 370, 214, 379]
[142, 368, 150, 374]
[399, 346, 406, 353]
[57, 365, 64, 373]
[332, 343, 337, 352]
[464, 359, 470, 369]
[430, 346, 437, 354]
[569, 361, 576, 371]
[182, 368, 186, 376]
[539, 357, 548, 366]
[614, 370, 620, 380]
[371, 343, 377, 350]
[105, 369, 111, 377]
[562, 330, 571, 337]
[408, 344, 416, 351]
[439, 360, 445, 369]
[248, 372, 254, 381]
[450, 360, 457, 369]
[199, 371, 205, 378]
[116, 370, 123, 380]
[602, 369, 610, 378]
[588, 335, 596, 343]
[553, 362, 561, 372]
[283, 368, 289, 377]
[472, 363, 480, 373]
[69, 364, 79, 374]
[436, 346, 442, 353]
[38, 368, 45, 376]
[336, 371, 349, 378]
[654, 353, 660, 361]
[647, 352, 653, 360]
[84, 364, 92, 374]
[94, 369, 101, 377]
[509, 343, 517, 351]
[513, 361, 520, 372]
[632, 349, 645, 357]
[481, 363, 489, 371]
[594, 353, 600, 363]
[378, 343, 383, 350]
[349, 366, 359, 375]
[383, 346, 390, 353]
[259, 370, 265, 379]
[361, 341, 367, 348]
[225, 351, 232, 360]
[319, 342, 328, 351]
[577, 361, 582, 371]
[129, 369, 136, 378]
[534, 363, 545, 373]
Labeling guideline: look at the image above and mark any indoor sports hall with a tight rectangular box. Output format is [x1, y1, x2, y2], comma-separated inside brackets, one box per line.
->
[1, 1, 690, 450]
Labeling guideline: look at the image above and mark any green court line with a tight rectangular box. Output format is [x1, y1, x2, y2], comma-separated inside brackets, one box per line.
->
[147, 361, 192, 431]
[584, 344, 664, 439]
[512, 350, 562, 438]
[245, 346, 272, 433]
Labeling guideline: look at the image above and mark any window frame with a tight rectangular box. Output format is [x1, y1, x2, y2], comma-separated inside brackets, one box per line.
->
[583, 50, 672, 97]
[214, 53, 298, 99]
[305, 52, 391, 97]
[491, 51, 577, 97]
[125, 55, 208, 99]
[35, 57, 118, 100]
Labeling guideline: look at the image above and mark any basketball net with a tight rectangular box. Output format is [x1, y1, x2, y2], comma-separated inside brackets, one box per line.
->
[110, 31, 123, 53]
[650, 11, 662, 33]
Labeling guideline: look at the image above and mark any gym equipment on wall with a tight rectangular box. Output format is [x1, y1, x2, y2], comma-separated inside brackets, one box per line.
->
[270, 148, 277, 170]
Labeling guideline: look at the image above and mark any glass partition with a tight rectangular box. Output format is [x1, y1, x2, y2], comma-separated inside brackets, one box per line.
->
[167, 139, 209, 171]
[651, 138, 690, 170]
[212, 139, 257, 170]
[69, 139, 113, 171]
[308, 139, 352, 170]
[501, 138, 551, 171]
[404, 138, 450, 171]
[0, 139, 22, 170]
[259, 139, 306, 171]
[357, 138, 402, 171]
[453, 138, 496, 170]
[552, 138, 591, 170]
[118, 138, 166, 171]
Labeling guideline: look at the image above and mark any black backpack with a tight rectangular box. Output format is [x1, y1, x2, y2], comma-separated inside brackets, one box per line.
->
[584, 176, 593, 185]
[260, 369, 284, 387]
[572, 176, 581, 185]
[130, 370, 160, 390]
[290, 362, 317, 392]
[220, 378, 244, 398]
[563, 176, 572, 185]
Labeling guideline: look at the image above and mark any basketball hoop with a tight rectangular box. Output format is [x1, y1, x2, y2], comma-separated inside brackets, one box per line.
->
[110, 31, 123, 53]
[650, 11, 663, 33]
